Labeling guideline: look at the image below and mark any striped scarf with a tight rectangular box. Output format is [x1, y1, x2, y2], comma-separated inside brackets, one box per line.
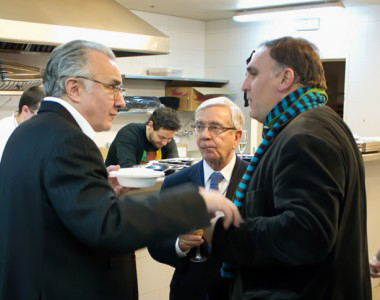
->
[221, 86, 327, 278]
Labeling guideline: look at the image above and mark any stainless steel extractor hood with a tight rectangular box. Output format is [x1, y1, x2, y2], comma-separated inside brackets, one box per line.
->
[0, 0, 170, 57]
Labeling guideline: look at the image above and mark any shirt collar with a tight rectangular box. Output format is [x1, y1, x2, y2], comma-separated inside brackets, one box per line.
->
[12, 112, 18, 127]
[43, 97, 96, 141]
[203, 154, 236, 184]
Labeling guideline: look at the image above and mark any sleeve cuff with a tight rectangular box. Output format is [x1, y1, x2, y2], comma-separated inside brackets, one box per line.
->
[175, 237, 189, 258]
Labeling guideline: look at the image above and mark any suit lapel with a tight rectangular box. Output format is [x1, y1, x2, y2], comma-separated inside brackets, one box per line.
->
[187, 160, 205, 187]
[226, 157, 248, 200]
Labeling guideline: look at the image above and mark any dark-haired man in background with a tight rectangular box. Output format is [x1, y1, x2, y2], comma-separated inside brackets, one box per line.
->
[105, 107, 180, 167]
[0, 85, 44, 161]
[206, 36, 371, 299]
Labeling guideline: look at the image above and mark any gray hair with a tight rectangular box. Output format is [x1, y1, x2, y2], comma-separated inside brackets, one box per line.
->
[43, 40, 116, 97]
[195, 96, 245, 130]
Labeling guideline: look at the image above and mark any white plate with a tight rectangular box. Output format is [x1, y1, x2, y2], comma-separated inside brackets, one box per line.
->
[109, 168, 165, 188]
[110, 168, 165, 178]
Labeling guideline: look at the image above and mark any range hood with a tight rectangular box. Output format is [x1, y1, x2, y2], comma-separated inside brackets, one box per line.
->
[0, 0, 170, 57]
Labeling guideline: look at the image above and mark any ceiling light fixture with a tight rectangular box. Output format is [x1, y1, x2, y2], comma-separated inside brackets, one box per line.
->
[233, 1, 344, 22]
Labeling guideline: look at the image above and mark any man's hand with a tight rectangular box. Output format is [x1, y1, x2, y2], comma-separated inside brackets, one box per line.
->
[199, 187, 242, 229]
[178, 232, 204, 252]
[203, 215, 221, 244]
[106, 165, 134, 196]
[370, 256, 380, 278]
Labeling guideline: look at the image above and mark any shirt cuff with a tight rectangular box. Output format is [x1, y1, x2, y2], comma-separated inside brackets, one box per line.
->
[175, 237, 190, 258]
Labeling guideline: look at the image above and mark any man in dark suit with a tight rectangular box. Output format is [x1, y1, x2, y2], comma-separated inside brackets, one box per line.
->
[0, 40, 242, 300]
[205, 37, 371, 300]
[149, 97, 248, 300]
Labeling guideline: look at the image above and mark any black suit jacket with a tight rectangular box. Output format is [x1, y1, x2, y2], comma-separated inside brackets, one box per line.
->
[148, 157, 248, 300]
[0, 101, 211, 300]
[212, 107, 372, 300]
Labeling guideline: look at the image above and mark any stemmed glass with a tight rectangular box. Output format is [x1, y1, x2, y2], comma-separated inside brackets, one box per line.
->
[190, 229, 207, 263]
[238, 130, 248, 154]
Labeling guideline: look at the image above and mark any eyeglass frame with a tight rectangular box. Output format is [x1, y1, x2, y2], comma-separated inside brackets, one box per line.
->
[28, 107, 37, 115]
[75, 76, 125, 99]
[155, 132, 173, 142]
[191, 123, 236, 136]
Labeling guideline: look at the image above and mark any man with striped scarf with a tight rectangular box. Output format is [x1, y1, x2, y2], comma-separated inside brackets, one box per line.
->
[205, 36, 371, 300]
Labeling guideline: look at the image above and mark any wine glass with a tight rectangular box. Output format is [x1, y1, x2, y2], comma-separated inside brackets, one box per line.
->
[238, 130, 248, 154]
[190, 229, 207, 263]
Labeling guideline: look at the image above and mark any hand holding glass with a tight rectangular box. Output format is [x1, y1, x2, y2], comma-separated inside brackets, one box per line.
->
[190, 229, 207, 263]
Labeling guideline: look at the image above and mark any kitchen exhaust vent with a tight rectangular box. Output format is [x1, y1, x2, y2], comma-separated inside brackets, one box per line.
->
[0, 59, 43, 91]
[0, 42, 55, 53]
[0, 0, 170, 57]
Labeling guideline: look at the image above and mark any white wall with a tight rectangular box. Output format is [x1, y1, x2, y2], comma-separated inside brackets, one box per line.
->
[204, 4, 380, 148]
[118, 10, 205, 78]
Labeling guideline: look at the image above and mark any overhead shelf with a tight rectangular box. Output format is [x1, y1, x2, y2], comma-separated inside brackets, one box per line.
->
[122, 75, 229, 87]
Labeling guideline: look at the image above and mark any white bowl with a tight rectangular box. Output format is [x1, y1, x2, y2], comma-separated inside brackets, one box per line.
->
[109, 168, 165, 188]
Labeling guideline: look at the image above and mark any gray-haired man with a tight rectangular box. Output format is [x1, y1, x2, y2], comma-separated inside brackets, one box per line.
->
[0, 40, 241, 300]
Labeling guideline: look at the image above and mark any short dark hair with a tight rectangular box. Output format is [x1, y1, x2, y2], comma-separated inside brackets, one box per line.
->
[18, 85, 45, 113]
[262, 36, 327, 90]
[147, 107, 181, 131]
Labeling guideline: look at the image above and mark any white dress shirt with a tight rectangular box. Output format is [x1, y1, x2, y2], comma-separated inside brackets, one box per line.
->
[44, 97, 96, 141]
[175, 155, 237, 257]
[0, 112, 18, 162]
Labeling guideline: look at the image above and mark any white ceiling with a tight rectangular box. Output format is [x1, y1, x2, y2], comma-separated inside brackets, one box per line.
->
[116, 0, 380, 21]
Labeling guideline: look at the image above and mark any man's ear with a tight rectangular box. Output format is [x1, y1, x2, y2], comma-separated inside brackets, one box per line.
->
[65, 78, 81, 104]
[146, 120, 154, 129]
[21, 105, 29, 114]
[278, 68, 296, 93]
[233, 130, 243, 149]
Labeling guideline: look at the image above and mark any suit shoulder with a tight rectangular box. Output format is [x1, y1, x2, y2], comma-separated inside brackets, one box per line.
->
[161, 163, 200, 189]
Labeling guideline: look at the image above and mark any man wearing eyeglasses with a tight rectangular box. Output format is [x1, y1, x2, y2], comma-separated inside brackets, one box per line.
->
[105, 106, 181, 167]
[148, 97, 248, 300]
[0, 85, 44, 162]
[0, 40, 242, 300]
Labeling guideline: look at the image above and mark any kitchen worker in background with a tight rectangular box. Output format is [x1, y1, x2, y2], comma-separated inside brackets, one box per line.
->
[370, 248, 380, 278]
[204, 36, 371, 300]
[105, 107, 180, 167]
[148, 96, 248, 300]
[0, 85, 44, 162]
[0, 39, 242, 300]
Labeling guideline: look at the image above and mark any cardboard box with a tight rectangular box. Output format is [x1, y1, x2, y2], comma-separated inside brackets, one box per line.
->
[165, 87, 235, 111]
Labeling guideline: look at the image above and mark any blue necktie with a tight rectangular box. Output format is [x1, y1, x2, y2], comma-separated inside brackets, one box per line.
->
[209, 172, 224, 191]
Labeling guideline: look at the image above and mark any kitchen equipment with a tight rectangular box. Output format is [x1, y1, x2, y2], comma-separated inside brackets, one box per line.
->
[147, 67, 183, 77]
[109, 168, 165, 188]
[0, 0, 170, 57]
[145, 163, 176, 176]
[0, 59, 42, 91]
[145, 160, 192, 175]
[157, 158, 197, 166]
[159, 96, 180, 109]
[120, 96, 160, 112]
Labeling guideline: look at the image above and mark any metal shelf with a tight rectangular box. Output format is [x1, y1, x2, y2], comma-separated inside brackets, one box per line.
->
[122, 75, 228, 87]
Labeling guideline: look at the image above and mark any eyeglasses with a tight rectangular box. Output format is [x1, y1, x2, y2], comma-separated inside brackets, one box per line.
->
[156, 133, 172, 142]
[192, 124, 236, 135]
[28, 107, 38, 115]
[75, 76, 125, 99]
